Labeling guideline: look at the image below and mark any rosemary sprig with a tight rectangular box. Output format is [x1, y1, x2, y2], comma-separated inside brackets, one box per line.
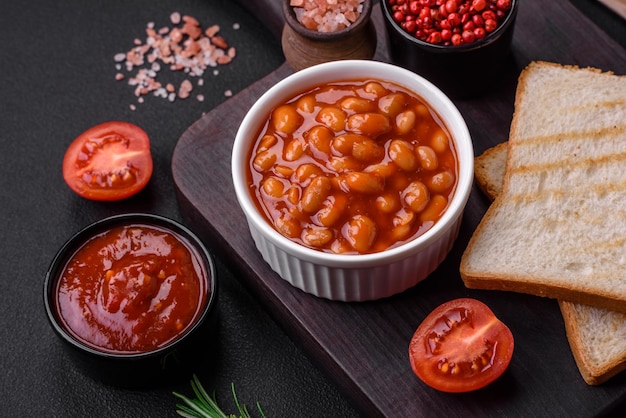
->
[173, 374, 267, 418]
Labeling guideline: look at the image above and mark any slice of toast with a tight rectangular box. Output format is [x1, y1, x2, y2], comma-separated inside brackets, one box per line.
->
[474, 141, 508, 201]
[461, 61, 626, 313]
[475, 141, 626, 385]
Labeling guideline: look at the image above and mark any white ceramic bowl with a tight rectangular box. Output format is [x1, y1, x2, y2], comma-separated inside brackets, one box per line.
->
[232, 60, 473, 301]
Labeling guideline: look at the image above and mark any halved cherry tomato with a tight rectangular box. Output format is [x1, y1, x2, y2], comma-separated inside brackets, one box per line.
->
[409, 298, 514, 393]
[62, 121, 153, 201]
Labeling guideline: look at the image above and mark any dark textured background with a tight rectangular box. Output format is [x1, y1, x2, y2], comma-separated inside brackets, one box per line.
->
[0, 1, 624, 417]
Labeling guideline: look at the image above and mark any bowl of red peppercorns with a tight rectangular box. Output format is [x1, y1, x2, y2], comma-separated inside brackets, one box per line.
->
[382, 0, 518, 98]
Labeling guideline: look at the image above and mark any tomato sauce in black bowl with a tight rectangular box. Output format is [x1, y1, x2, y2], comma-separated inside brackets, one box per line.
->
[44, 213, 218, 387]
[381, 0, 518, 98]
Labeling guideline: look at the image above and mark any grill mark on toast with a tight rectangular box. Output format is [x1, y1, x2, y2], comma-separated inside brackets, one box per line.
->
[505, 150, 626, 200]
[510, 123, 626, 151]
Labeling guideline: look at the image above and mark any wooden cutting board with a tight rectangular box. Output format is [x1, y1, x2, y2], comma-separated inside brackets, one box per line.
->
[172, 1, 626, 416]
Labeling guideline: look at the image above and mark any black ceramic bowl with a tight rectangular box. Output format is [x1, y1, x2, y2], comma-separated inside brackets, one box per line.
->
[44, 213, 218, 387]
[381, 0, 518, 98]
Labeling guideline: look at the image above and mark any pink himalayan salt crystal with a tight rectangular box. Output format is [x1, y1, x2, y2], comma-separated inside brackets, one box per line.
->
[178, 79, 193, 99]
[291, 0, 364, 33]
[114, 12, 238, 106]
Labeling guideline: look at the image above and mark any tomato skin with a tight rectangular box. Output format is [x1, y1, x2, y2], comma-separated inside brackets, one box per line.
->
[409, 298, 514, 393]
[62, 121, 153, 201]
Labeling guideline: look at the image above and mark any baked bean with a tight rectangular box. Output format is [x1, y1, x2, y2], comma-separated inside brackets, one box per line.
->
[343, 215, 377, 253]
[419, 194, 448, 223]
[258, 134, 277, 152]
[378, 93, 406, 117]
[332, 133, 360, 156]
[393, 208, 415, 227]
[430, 128, 450, 153]
[364, 81, 387, 98]
[328, 173, 342, 190]
[287, 186, 300, 205]
[288, 205, 301, 218]
[395, 110, 416, 135]
[415, 118, 432, 139]
[341, 97, 374, 113]
[351, 137, 384, 162]
[328, 156, 361, 173]
[294, 163, 323, 185]
[414, 102, 430, 118]
[275, 214, 301, 238]
[346, 113, 391, 137]
[297, 95, 316, 113]
[302, 226, 334, 247]
[389, 139, 418, 171]
[330, 239, 352, 254]
[316, 193, 348, 227]
[365, 161, 398, 178]
[403, 180, 430, 212]
[306, 125, 333, 157]
[391, 223, 412, 241]
[261, 176, 285, 198]
[332, 133, 382, 162]
[389, 171, 410, 191]
[274, 165, 293, 178]
[248, 79, 458, 254]
[343, 172, 384, 194]
[417, 146, 439, 170]
[301, 176, 331, 213]
[317, 106, 346, 132]
[253, 149, 277, 172]
[363, 81, 388, 98]
[376, 192, 401, 213]
[284, 138, 305, 161]
[391, 209, 415, 241]
[272, 105, 302, 134]
[426, 170, 456, 193]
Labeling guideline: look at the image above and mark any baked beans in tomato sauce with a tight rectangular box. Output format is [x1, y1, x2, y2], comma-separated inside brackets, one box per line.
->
[55, 224, 208, 353]
[247, 79, 458, 254]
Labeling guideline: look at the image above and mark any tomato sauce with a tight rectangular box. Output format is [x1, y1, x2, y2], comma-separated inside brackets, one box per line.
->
[55, 224, 208, 354]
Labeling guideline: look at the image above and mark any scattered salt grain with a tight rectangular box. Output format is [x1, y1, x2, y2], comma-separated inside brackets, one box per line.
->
[224, 90, 232, 97]
[205, 25, 220, 38]
[178, 79, 193, 99]
[114, 11, 238, 108]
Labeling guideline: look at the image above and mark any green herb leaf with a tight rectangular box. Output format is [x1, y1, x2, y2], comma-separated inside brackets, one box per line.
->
[173, 375, 267, 418]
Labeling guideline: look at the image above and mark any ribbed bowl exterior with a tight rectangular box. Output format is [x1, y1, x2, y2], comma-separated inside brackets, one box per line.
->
[245, 212, 463, 301]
